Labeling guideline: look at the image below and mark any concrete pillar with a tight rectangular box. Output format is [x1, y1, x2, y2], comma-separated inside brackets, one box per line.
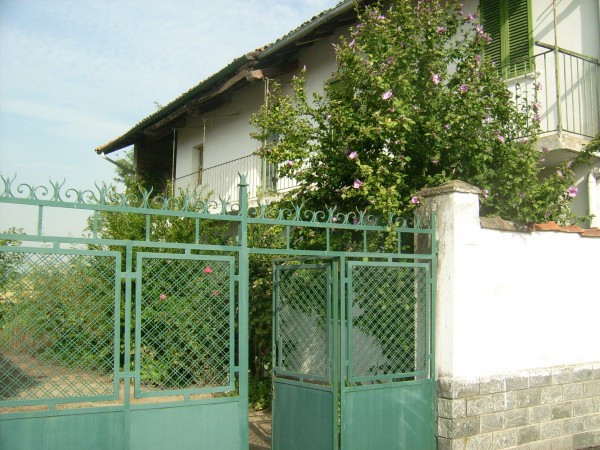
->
[417, 180, 482, 379]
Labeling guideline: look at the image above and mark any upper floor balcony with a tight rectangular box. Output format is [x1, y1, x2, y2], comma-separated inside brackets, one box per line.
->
[175, 44, 599, 204]
[502, 43, 599, 140]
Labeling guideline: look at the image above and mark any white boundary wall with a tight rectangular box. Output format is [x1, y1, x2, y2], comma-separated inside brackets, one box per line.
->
[419, 181, 600, 380]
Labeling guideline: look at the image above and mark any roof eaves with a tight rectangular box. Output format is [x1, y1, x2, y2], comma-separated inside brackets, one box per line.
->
[96, 54, 253, 154]
[256, 0, 355, 60]
[96, 0, 360, 155]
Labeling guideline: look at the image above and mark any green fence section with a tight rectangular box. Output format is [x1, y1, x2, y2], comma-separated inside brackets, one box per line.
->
[0, 173, 436, 449]
[272, 257, 436, 449]
[0, 248, 119, 404]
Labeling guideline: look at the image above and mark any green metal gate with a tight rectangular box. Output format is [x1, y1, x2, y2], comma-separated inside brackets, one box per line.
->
[1, 174, 435, 449]
[273, 257, 435, 450]
[0, 176, 250, 449]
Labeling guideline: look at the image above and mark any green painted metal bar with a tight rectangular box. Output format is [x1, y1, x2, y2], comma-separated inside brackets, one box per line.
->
[145, 215, 151, 241]
[331, 258, 339, 450]
[124, 244, 133, 448]
[430, 214, 438, 382]
[37, 205, 43, 236]
[272, 377, 332, 392]
[93, 210, 99, 239]
[344, 377, 433, 393]
[339, 255, 347, 450]
[237, 175, 250, 450]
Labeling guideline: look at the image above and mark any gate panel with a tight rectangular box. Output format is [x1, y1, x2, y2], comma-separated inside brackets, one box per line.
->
[0, 247, 122, 449]
[131, 253, 241, 449]
[135, 253, 235, 396]
[342, 261, 435, 450]
[272, 261, 335, 450]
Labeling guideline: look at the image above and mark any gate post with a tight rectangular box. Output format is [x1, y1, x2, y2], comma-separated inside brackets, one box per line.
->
[417, 180, 482, 379]
[238, 174, 249, 449]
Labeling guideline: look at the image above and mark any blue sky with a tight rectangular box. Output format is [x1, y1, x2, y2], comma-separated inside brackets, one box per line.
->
[0, 0, 339, 234]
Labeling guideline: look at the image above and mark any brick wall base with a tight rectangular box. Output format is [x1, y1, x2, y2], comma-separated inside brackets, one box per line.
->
[437, 362, 600, 449]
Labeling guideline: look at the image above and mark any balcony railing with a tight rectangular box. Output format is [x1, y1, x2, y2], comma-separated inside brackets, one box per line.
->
[174, 153, 298, 203]
[500, 43, 599, 138]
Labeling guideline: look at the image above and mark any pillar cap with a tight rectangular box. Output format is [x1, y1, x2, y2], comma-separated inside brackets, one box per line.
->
[417, 180, 482, 198]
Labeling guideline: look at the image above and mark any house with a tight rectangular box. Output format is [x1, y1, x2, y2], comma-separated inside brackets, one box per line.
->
[96, 0, 600, 226]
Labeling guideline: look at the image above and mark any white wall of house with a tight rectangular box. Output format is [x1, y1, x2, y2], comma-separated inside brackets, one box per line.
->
[421, 182, 600, 380]
[173, 28, 342, 195]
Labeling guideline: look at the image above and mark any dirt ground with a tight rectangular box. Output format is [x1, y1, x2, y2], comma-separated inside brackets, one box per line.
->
[249, 409, 272, 449]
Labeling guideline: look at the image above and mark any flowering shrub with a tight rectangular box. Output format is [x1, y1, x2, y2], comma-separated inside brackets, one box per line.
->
[251, 0, 594, 223]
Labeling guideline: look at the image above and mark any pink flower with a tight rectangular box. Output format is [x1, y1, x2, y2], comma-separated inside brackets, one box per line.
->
[204, 267, 213, 274]
[496, 132, 505, 144]
[352, 218, 359, 225]
[159, 293, 167, 301]
[482, 189, 489, 199]
[460, 84, 468, 93]
[382, 90, 393, 100]
[437, 26, 447, 34]
[411, 196, 420, 205]
[286, 160, 294, 167]
[533, 102, 542, 112]
[353, 179, 363, 189]
[348, 151, 358, 159]
[349, 39, 356, 48]
[567, 186, 578, 198]
[556, 170, 564, 178]
[431, 73, 441, 85]
[332, 217, 338, 222]
[536, 82, 543, 91]
[475, 54, 482, 65]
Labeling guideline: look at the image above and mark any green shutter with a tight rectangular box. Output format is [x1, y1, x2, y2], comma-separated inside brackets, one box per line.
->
[481, 0, 502, 66]
[506, 0, 531, 67]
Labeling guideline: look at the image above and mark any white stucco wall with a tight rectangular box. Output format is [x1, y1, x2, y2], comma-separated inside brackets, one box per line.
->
[425, 184, 600, 380]
[173, 27, 342, 195]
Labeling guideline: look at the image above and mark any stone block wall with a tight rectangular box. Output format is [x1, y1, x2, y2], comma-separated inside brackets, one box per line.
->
[437, 362, 600, 449]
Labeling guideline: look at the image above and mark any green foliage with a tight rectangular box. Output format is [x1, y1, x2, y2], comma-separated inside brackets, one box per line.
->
[0, 253, 115, 376]
[0, 228, 24, 295]
[249, 374, 272, 411]
[251, 0, 593, 224]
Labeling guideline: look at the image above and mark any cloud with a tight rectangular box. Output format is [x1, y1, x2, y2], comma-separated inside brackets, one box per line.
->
[1, 99, 129, 141]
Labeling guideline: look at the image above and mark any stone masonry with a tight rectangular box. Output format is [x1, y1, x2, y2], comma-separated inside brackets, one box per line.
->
[437, 362, 600, 449]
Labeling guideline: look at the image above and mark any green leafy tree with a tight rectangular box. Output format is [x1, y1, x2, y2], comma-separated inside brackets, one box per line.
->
[251, 0, 594, 223]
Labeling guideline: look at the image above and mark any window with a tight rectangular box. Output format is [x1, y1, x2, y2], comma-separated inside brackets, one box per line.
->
[193, 144, 204, 184]
[481, 0, 533, 70]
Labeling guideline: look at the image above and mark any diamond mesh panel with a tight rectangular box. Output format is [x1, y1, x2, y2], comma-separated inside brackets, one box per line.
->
[350, 264, 427, 379]
[139, 257, 231, 391]
[0, 251, 116, 401]
[277, 266, 328, 378]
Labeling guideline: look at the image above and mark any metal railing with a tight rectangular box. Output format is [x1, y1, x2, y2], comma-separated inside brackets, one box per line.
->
[500, 43, 599, 138]
[174, 153, 298, 203]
